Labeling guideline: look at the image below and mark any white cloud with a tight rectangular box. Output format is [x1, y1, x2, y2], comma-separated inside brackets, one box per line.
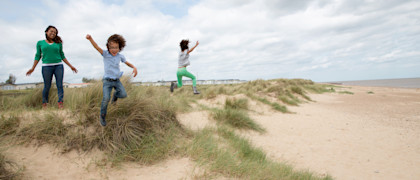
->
[0, 0, 419, 84]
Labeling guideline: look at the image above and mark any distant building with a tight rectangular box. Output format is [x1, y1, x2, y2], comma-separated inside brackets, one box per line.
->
[0, 83, 16, 90]
[134, 79, 246, 86]
[15, 82, 43, 90]
[68, 83, 91, 88]
[1, 82, 71, 90]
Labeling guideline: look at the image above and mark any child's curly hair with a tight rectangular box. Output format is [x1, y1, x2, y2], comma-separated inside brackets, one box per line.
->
[107, 34, 126, 51]
[180, 39, 189, 51]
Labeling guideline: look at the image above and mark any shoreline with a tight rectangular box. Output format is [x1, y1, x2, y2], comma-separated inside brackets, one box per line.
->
[323, 77, 420, 89]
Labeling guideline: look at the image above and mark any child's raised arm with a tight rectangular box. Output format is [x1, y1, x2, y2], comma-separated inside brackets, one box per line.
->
[188, 41, 199, 54]
[125, 61, 138, 77]
[86, 34, 103, 55]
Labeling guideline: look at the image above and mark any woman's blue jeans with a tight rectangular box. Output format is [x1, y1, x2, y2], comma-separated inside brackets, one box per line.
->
[42, 65, 64, 103]
[100, 78, 127, 116]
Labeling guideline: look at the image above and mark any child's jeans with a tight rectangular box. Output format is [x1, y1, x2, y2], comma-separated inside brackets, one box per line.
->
[42, 64, 64, 103]
[100, 78, 127, 116]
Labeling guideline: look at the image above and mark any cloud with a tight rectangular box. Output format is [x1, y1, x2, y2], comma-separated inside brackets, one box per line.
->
[0, 0, 419, 84]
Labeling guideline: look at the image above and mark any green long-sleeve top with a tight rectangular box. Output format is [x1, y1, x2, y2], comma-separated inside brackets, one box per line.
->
[34, 40, 66, 63]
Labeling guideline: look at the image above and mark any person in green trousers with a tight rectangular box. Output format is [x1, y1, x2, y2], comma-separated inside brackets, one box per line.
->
[170, 39, 200, 94]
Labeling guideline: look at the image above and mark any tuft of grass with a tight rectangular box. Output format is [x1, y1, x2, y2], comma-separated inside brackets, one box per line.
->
[338, 91, 354, 95]
[247, 94, 290, 113]
[0, 115, 20, 137]
[109, 123, 186, 164]
[272, 102, 289, 113]
[304, 84, 336, 93]
[0, 152, 23, 180]
[278, 95, 299, 106]
[367, 91, 374, 94]
[17, 112, 70, 146]
[212, 108, 265, 133]
[225, 98, 249, 110]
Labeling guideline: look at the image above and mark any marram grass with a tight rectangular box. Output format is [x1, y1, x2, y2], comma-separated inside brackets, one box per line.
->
[189, 127, 333, 180]
[0, 78, 336, 179]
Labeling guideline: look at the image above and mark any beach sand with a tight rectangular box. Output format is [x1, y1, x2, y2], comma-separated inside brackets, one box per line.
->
[241, 86, 420, 180]
[4, 85, 420, 179]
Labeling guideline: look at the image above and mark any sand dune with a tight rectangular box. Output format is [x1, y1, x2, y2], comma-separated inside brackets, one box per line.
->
[4, 85, 420, 179]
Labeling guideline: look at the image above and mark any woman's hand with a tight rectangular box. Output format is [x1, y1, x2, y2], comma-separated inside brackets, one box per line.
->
[71, 66, 78, 73]
[26, 68, 34, 76]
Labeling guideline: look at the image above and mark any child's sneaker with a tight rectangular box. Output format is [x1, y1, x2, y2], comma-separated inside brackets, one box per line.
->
[58, 102, 64, 109]
[42, 103, 48, 109]
[193, 86, 200, 95]
[170, 82, 177, 92]
[111, 95, 118, 104]
[100, 114, 107, 126]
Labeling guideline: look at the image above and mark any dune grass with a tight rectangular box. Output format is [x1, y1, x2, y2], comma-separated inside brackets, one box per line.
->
[246, 93, 290, 113]
[225, 98, 249, 110]
[0, 78, 335, 179]
[189, 127, 332, 180]
[198, 97, 265, 133]
[2, 77, 187, 165]
[212, 107, 265, 133]
[0, 152, 22, 180]
[338, 91, 354, 95]
[0, 115, 20, 137]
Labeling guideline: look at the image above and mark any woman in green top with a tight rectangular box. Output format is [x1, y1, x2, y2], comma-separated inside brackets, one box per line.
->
[26, 25, 78, 109]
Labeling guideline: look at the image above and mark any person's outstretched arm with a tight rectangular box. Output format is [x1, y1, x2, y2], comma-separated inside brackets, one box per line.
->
[125, 61, 138, 77]
[26, 60, 40, 76]
[187, 41, 199, 54]
[86, 34, 104, 55]
[62, 58, 78, 73]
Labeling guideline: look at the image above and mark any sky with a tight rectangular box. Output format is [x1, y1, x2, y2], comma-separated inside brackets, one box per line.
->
[0, 0, 419, 84]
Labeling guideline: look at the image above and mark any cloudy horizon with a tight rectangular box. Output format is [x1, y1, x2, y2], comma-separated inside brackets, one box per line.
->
[1, 0, 419, 84]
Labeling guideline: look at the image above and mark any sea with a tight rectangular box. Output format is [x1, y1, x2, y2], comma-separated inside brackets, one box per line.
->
[324, 78, 420, 89]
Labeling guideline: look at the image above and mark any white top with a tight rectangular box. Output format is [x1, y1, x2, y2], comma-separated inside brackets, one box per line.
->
[178, 50, 190, 67]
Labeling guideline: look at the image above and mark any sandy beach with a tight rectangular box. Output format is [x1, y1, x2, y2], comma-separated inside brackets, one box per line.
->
[4, 85, 420, 179]
[241, 85, 420, 180]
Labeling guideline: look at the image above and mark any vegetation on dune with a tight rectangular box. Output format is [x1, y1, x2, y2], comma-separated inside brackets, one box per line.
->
[0, 78, 336, 179]
[189, 127, 332, 180]
[0, 149, 22, 180]
[2, 77, 187, 164]
[212, 98, 265, 133]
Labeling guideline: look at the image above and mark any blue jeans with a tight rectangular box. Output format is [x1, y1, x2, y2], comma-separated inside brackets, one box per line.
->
[100, 78, 127, 116]
[42, 65, 64, 103]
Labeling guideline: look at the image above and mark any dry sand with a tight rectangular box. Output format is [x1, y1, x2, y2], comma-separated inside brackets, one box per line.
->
[3, 85, 420, 179]
[242, 86, 420, 180]
[5, 144, 199, 180]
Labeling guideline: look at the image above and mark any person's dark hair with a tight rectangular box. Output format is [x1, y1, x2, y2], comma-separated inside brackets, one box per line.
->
[106, 34, 126, 51]
[45, 25, 62, 43]
[180, 39, 189, 51]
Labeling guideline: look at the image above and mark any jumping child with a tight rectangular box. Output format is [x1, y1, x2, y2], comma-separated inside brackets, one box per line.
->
[170, 39, 200, 94]
[86, 34, 138, 126]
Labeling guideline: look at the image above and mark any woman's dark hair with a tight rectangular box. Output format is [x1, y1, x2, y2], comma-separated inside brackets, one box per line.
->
[180, 39, 189, 51]
[106, 34, 126, 51]
[45, 25, 62, 43]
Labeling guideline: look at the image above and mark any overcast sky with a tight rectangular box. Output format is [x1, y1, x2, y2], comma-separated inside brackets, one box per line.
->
[1, 0, 419, 84]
